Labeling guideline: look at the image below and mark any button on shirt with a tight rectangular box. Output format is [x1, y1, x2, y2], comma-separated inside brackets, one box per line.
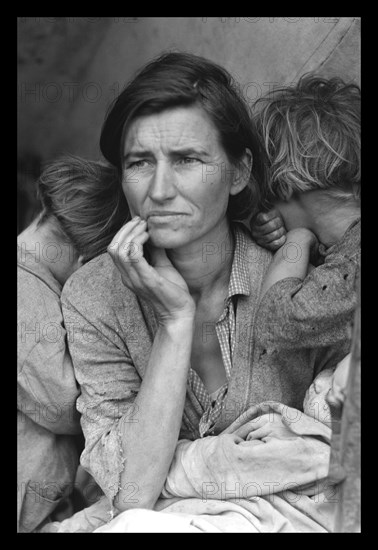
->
[188, 226, 251, 437]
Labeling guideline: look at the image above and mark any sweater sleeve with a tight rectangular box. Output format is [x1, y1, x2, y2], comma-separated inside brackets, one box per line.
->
[61, 271, 142, 505]
[255, 251, 359, 350]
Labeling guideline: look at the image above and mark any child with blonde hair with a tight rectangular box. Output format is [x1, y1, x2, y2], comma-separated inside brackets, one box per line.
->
[250, 74, 360, 351]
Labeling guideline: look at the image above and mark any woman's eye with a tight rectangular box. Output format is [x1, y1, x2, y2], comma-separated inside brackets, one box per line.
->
[127, 160, 149, 169]
[178, 157, 200, 165]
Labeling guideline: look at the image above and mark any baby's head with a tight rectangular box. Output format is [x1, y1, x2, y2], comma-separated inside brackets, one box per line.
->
[252, 74, 360, 212]
[303, 368, 334, 426]
[303, 353, 351, 427]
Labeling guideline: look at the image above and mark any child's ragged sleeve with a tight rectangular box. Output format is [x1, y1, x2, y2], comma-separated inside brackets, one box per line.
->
[255, 253, 359, 350]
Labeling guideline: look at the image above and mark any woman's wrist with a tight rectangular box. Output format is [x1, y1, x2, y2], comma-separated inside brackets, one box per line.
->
[158, 310, 195, 332]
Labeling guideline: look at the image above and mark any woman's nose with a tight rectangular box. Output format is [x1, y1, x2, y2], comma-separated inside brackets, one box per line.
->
[148, 162, 177, 202]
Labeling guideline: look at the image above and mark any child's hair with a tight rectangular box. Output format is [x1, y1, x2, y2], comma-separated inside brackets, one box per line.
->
[252, 74, 360, 209]
[37, 155, 129, 262]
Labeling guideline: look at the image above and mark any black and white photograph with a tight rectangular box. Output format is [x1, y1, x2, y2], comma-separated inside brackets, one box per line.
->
[17, 16, 361, 533]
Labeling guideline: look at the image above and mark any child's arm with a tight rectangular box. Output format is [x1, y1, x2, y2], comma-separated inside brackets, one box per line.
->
[259, 228, 318, 300]
[255, 229, 360, 350]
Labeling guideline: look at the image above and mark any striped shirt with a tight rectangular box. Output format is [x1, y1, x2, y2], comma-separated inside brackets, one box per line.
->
[188, 225, 250, 437]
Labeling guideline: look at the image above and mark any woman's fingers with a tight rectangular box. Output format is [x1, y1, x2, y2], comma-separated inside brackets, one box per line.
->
[108, 218, 156, 289]
[108, 218, 148, 262]
[234, 415, 269, 438]
[108, 216, 142, 248]
[246, 426, 269, 440]
[107, 217, 193, 317]
[120, 221, 149, 261]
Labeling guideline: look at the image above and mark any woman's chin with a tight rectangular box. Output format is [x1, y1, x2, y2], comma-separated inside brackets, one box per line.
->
[147, 229, 187, 249]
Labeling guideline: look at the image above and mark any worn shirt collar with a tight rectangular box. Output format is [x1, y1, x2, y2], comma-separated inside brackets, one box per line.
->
[227, 223, 251, 299]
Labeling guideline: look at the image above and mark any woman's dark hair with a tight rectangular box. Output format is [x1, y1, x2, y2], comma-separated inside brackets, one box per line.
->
[100, 51, 268, 220]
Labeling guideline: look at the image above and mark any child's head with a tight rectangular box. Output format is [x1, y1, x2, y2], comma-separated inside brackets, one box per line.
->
[253, 74, 360, 210]
[37, 155, 129, 262]
[303, 353, 351, 426]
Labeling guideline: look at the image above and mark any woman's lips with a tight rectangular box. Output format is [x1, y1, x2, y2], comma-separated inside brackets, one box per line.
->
[147, 212, 186, 222]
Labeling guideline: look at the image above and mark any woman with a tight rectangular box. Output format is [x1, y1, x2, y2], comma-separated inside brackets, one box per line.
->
[17, 155, 128, 532]
[61, 53, 350, 519]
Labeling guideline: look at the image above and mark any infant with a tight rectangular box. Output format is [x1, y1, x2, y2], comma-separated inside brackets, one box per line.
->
[243, 353, 351, 444]
[303, 353, 351, 425]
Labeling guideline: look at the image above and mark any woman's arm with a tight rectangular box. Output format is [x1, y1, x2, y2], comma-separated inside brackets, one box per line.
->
[62, 285, 194, 513]
[107, 218, 196, 511]
[161, 425, 331, 501]
[62, 217, 196, 513]
[116, 317, 194, 511]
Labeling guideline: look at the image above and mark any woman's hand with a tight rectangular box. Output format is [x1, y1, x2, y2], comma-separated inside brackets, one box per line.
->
[107, 217, 195, 323]
[237, 413, 295, 441]
[250, 208, 287, 251]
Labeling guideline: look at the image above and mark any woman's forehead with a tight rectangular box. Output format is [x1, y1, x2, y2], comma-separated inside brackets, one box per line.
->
[123, 105, 221, 154]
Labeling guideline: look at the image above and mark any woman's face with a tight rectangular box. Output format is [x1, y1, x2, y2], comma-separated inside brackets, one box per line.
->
[121, 105, 247, 250]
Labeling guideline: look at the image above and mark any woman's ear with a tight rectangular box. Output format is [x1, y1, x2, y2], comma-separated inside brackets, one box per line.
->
[229, 148, 253, 196]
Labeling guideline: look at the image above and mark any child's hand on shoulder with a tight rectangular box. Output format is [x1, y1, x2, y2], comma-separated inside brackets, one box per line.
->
[250, 208, 287, 251]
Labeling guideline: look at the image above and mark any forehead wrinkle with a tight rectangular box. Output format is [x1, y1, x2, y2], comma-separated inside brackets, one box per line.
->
[124, 108, 221, 157]
[125, 121, 161, 153]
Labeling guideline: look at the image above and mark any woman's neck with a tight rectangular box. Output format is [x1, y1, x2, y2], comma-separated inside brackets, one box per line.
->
[166, 219, 234, 301]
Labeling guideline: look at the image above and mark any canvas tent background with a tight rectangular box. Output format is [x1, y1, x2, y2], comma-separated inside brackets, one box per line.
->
[17, 16, 360, 231]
